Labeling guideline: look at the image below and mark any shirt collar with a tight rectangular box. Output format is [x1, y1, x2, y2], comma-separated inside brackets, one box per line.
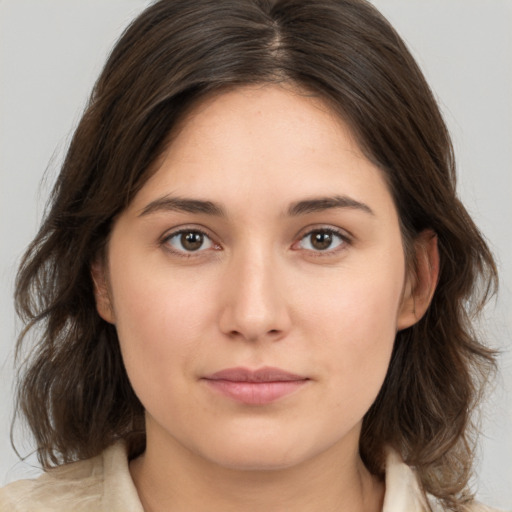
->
[104, 441, 431, 511]
[383, 447, 430, 512]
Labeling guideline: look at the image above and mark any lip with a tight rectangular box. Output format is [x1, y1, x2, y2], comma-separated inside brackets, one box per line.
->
[202, 366, 310, 405]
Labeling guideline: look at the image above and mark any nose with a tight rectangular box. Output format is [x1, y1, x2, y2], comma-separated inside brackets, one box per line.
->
[218, 247, 292, 342]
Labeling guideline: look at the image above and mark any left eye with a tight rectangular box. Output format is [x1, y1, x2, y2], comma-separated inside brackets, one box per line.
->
[165, 230, 214, 253]
[298, 229, 345, 251]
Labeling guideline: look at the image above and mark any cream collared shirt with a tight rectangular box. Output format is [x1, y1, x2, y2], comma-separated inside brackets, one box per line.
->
[0, 443, 499, 511]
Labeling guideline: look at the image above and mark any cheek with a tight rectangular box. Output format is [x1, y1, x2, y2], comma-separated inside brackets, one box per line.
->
[108, 254, 216, 390]
[300, 257, 404, 398]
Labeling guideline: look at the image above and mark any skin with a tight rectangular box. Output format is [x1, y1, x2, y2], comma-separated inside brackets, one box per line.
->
[93, 84, 438, 512]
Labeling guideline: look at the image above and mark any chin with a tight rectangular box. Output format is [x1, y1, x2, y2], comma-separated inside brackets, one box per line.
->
[206, 449, 302, 472]
[192, 426, 329, 473]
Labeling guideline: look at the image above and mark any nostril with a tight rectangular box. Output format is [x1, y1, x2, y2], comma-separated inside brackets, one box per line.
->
[225, 328, 282, 342]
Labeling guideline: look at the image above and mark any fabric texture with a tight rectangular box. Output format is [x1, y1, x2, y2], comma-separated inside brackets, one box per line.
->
[0, 442, 500, 512]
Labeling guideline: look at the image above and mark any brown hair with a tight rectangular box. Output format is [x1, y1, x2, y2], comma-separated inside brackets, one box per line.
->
[13, 1, 497, 510]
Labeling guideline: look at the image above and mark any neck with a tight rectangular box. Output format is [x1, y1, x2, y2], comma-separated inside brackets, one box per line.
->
[130, 428, 384, 512]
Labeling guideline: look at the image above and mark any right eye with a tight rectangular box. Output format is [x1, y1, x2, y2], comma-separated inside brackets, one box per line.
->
[164, 229, 216, 254]
[297, 229, 346, 252]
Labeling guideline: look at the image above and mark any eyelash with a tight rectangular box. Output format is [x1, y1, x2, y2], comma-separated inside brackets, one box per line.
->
[293, 227, 351, 255]
[160, 226, 351, 258]
[161, 227, 219, 258]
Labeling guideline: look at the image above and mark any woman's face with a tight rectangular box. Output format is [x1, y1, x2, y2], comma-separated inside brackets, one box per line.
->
[95, 84, 425, 470]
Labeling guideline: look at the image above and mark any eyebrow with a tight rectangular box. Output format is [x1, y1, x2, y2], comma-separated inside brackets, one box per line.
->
[139, 196, 225, 217]
[139, 194, 374, 218]
[287, 195, 375, 216]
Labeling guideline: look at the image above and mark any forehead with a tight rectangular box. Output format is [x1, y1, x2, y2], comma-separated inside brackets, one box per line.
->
[170, 83, 358, 158]
[128, 84, 396, 220]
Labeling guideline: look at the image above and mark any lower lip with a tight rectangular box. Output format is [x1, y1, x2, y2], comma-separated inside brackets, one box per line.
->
[203, 379, 308, 405]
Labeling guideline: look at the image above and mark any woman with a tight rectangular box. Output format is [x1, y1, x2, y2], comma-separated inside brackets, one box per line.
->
[0, 0, 501, 510]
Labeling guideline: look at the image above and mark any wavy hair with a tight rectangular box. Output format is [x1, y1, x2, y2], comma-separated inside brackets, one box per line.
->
[13, 1, 497, 510]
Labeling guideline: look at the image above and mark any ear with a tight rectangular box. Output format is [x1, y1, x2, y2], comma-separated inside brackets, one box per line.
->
[90, 258, 116, 324]
[397, 230, 439, 331]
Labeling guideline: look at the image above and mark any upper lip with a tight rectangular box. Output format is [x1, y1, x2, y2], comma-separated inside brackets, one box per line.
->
[204, 366, 308, 383]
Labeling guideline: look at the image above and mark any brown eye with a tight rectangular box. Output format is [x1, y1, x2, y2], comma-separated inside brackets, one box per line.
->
[166, 230, 214, 253]
[298, 229, 345, 252]
[181, 232, 204, 251]
[311, 231, 333, 250]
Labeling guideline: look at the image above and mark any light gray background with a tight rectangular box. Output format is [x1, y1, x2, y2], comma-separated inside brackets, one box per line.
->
[1, 0, 511, 509]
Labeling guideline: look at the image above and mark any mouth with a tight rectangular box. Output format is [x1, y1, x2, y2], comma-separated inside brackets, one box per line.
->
[201, 366, 310, 405]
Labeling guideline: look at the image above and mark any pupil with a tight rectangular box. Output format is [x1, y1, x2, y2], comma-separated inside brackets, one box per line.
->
[181, 232, 203, 251]
[312, 231, 332, 250]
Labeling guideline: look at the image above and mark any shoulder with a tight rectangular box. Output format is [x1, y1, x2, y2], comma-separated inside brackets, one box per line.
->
[0, 442, 142, 512]
[0, 454, 103, 512]
[460, 504, 505, 512]
[383, 448, 504, 512]
[427, 492, 504, 512]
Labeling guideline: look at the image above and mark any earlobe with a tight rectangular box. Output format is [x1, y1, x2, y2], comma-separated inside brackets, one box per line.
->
[90, 259, 116, 324]
[397, 230, 440, 331]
